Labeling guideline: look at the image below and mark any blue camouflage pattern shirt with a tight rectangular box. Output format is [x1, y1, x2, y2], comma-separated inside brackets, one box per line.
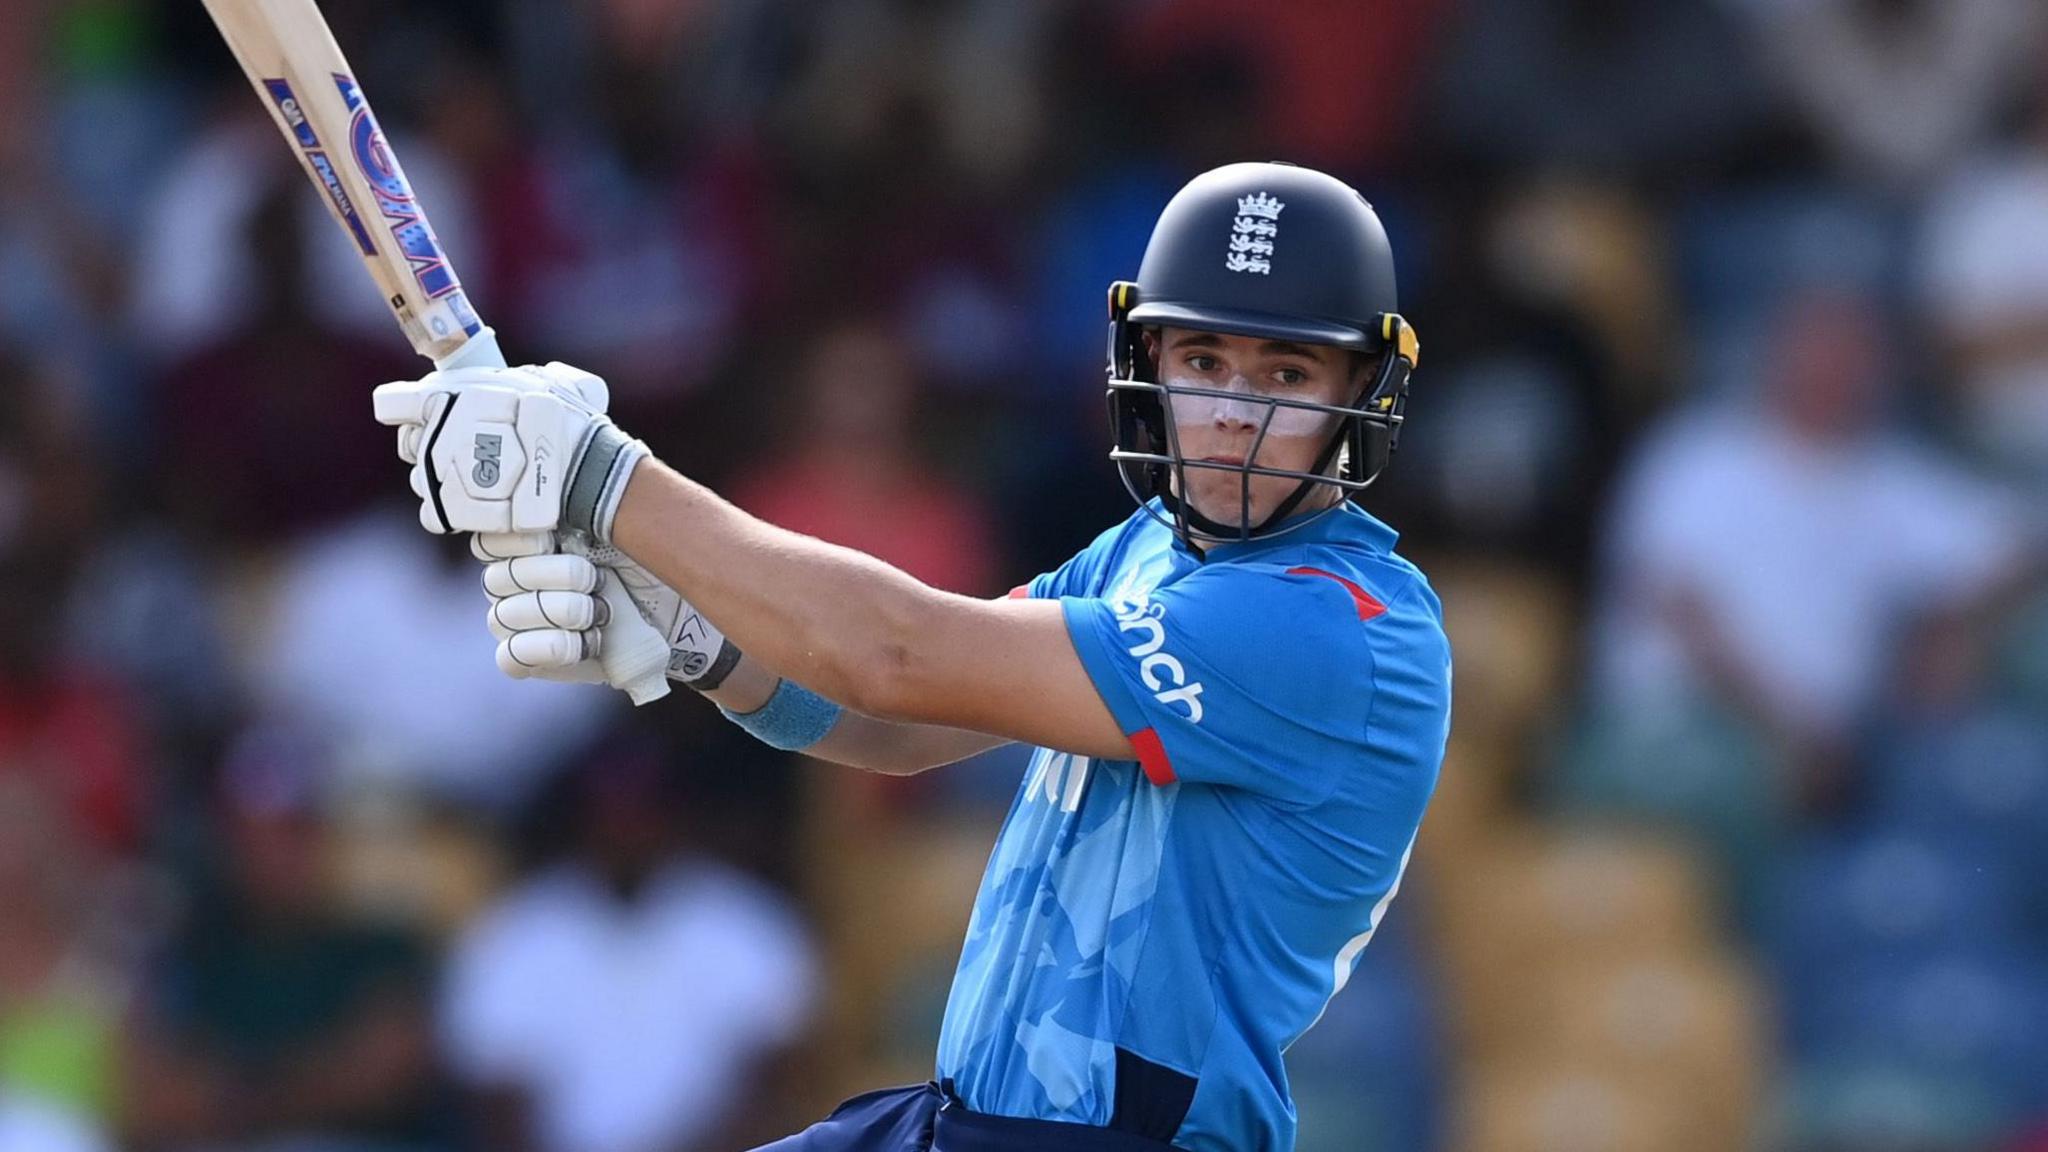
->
[935, 500, 1452, 1152]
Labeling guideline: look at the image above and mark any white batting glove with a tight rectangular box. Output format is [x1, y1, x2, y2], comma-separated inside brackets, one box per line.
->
[472, 531, 608, 683]
[473, 532, 738, 701]
[373, 362, 647, 541]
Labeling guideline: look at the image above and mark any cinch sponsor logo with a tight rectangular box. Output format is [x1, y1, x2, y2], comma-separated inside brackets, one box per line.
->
[1110, 575, 1205, 723]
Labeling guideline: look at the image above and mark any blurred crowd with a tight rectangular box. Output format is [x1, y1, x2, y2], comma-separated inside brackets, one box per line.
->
[4, 0, 2048, 1150]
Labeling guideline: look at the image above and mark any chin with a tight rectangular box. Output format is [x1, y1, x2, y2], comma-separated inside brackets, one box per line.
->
[1185, 492, 1274, 531]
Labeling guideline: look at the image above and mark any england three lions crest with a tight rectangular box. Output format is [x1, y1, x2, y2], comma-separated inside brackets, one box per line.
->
[1226, 192, 1283, 275]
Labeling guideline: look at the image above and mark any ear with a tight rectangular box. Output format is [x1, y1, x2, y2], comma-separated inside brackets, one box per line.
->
[1137, 328, 1166, 378]
[1348, 351, 1376, 399]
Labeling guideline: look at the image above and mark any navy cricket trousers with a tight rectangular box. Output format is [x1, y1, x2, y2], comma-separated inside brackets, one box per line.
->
[751, 1082, 1181, 1152]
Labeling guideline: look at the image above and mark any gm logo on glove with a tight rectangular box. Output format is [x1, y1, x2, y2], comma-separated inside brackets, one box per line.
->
[473, 434, 504, 487]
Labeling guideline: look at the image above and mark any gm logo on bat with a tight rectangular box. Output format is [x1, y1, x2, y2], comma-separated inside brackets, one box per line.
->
[334, 74, 460, 301]
[261, 78, 378, 258]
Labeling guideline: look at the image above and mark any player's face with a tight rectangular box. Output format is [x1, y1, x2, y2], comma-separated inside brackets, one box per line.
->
[1151, 327, 1357, 532]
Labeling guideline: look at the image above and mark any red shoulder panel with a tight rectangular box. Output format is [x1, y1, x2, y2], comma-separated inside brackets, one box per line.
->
[1285, 566, 1387, 622]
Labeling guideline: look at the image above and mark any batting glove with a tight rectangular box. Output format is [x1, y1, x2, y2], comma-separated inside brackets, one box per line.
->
[475, 532, 737, 702]
[374, 362, 648, 541]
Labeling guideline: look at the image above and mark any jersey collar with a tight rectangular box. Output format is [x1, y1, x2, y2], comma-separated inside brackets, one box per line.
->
[1158, 499, 1399, 562]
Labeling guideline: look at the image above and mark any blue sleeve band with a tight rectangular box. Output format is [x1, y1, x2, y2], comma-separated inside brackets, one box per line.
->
[719, 679, 844, 751]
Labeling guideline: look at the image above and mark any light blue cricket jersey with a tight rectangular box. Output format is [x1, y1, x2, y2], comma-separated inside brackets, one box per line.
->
[934, 500, 1453, 1152]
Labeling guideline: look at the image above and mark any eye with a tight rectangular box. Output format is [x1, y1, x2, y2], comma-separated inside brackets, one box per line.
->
[1187, 353, 1221, 373]
[1274, 366, 1309, 387]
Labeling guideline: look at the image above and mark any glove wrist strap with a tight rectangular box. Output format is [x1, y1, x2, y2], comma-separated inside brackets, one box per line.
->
[564, 422, 648, 544]
[672, 637, 742, 691]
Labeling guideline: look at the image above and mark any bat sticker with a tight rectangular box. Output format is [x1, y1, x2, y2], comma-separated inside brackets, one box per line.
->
[262, 77, 378, 257]
[335, 73, 461, 302]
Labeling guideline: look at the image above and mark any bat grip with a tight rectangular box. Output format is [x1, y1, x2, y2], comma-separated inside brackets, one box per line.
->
[433, 327, 507, 372]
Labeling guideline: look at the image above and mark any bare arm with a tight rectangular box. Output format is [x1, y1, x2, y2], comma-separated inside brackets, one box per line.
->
[700, 651, 1011, 775]
[611, 460, 1133, 762]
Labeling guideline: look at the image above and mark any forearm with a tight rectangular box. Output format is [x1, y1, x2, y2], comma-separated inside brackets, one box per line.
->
[810, 711, 1009, 775]
[699, 649, 780, 714]
[611, 458, 956, 718]
[697, 630, 1009, 774]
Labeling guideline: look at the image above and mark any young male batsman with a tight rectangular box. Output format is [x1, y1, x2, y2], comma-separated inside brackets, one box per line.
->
[374, 162, 1451, 1152]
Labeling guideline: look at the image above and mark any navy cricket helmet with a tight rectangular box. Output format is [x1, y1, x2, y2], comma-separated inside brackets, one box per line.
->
[1106, 161, 1419, 547]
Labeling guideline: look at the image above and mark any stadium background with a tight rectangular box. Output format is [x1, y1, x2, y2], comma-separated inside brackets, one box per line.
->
[4, 0, 2048, 1149]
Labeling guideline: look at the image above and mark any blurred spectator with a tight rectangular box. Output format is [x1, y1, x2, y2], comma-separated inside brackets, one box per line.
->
[1590, 285, 2027, 811]
[1429, 0, 1769, 185]
[732, 320, 1000, 597]
[1920, 71, 2048, 497]
[128, 728, 442, 1151]
[440, 734, 817, 1152]
[249, 509, 614, 812]
[61, 522, 239, 768]
[0, 398, 146, 857]
[0, 9, 137, 436]
[7, 310, 227, 804]
[0, 345, 103, 572]
[0, 5, 37, 131]
[46, 1, 191, 248]
[144, 175, 419, 549]
[131, 104, 480, 366]
[0, 1093, 111, 1152]
[1384, 184, 1638, 578]
[489, 0, 768, 401]
[1120, 0, 1448, 176]
[779, 0, 1053, 185]
[0, 776, 126, 1141]
[1725, 0, 2041, 191]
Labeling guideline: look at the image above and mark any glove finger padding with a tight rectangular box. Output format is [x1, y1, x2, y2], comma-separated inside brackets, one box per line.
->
[371, 376, 437, 427]
[526, 658, 610, 684]
[483, 554, 603, 598]
[496, 628, 601, 676]
[472, 531, 558, 562]
[539, 361, 610, 413]
[488, 590, 609, 638]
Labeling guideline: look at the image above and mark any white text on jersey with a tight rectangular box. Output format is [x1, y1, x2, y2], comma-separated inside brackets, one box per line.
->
[1111, 577, 1207, 723]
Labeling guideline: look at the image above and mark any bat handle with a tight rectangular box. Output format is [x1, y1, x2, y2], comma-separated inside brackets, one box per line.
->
[433, 327, 508, 372]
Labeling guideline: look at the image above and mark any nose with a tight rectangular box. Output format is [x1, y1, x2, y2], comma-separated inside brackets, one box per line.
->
[1210, 375, 1264, 431]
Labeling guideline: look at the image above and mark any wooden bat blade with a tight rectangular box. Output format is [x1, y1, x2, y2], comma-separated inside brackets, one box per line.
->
[201, 0, 498, 368]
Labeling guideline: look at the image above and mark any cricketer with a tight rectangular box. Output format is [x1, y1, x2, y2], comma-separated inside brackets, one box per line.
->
[373, 160, 1451, 1152]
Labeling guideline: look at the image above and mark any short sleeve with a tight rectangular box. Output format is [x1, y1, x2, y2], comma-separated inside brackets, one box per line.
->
[1008, 568, 1062, 600]
[1060, 565, 1382, 808]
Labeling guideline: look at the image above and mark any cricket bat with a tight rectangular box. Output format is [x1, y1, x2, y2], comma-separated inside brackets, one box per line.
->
[203, 0, 671, 702]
